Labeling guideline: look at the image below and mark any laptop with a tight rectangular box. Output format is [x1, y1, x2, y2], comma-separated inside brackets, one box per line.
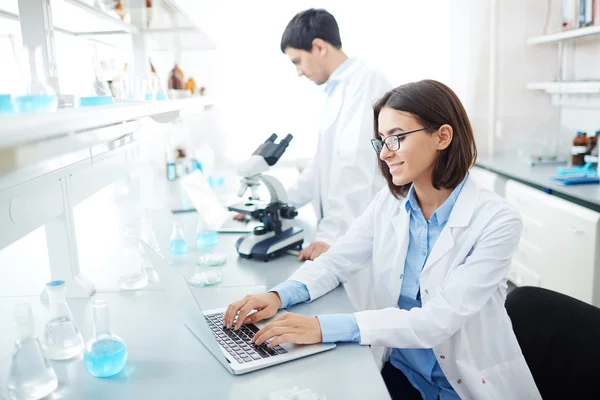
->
[180, 171, 262, 233]
[142, 242, 336, 375]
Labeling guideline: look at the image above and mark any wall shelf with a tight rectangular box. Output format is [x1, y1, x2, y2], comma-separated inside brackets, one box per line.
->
[527, 25, 600, 45]
[0, 97, 212, 147]
[526, 81, 600, 94]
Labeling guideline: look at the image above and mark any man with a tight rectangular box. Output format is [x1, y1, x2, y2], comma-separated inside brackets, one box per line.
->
[281, 9, 391, 311]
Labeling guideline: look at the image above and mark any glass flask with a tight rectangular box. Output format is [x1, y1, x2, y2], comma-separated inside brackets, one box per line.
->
[76, 56, 114, 107]
[118, 224, 149, 291]
[195, 214, 219, 249]
[42, 281, 84, 360]
[13, 47, 57, 113]
[7, 303, 58, 400]
[169, 220, 188, 254]
[83, 300, 128, 378]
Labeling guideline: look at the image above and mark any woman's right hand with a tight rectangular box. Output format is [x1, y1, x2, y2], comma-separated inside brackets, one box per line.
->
[223, 292, 283, 330]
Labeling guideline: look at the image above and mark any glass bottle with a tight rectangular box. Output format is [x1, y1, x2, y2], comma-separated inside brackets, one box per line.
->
[169, 220, 188, 254]
[196, 214, 219, 249]
[13, 47, 57, 113]
[7, 303, 58, 400]
[83, 300, 128, 378]
[571, 131, 589, 166]
[118, 224, 149, 291]
[42, 281, 84, 360]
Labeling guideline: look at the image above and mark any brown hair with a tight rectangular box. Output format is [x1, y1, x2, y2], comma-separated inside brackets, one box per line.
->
[373, 80, 477, 199]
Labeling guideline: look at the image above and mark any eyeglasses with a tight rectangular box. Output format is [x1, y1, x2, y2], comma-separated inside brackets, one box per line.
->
[370, 128, 427, 153]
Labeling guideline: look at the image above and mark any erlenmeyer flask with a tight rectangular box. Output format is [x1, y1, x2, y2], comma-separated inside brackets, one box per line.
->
[7, 303, 58, 400]
[195, 214, 218, 249]
[13, 47, 57, 113]
[83, 300, 128, 378]
[42, 281, 84, 361]
[168, 220, 188, 254]
[118, 224, 148, 290]
[76, 57, 114, 107]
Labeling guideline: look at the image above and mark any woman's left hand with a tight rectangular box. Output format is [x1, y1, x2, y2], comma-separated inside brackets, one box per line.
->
[252, 313, 322, 347]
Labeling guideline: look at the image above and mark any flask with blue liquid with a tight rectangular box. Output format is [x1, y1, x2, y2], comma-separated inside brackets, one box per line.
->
[84, 300, 128, 378]
[13, 47, 57, 113]
[169, 219, 189, 254]
[196, 214, 219, 249]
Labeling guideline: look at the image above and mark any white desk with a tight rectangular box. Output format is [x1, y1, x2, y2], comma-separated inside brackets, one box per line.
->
[0, 214, 391, 399]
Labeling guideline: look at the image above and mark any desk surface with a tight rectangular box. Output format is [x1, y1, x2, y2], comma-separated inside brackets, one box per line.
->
[0, 214, 391, 399]
[476, 154, 600, 212]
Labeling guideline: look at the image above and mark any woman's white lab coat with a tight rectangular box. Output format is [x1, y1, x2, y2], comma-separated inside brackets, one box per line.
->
[288, 176, 542, 399]
[287, 59, 391, 311]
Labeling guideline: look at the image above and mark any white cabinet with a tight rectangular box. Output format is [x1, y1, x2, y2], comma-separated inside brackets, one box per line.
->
[505, 180, 600, 306]
[469, 166, 500, 193]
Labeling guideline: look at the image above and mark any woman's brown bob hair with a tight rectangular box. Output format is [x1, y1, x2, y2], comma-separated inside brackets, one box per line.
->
[373, 79, 477, 199]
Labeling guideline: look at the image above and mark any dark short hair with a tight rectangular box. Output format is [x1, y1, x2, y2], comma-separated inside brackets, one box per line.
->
[280, 9, 342, 53]
[374, 80, 477, 199]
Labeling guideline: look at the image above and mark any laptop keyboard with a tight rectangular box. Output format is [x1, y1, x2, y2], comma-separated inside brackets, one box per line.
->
[205, 312, 288, 364]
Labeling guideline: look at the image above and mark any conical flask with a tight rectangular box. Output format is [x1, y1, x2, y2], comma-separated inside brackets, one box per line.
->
[168, 219, 188, 254]
[76, 54, 114, 107]
[13, 47, 57, 113]
[83, 300, 128, 378]
[7, 303, 58, 400]
[42, 281, 84, 360]
[118, 224, 149, 291]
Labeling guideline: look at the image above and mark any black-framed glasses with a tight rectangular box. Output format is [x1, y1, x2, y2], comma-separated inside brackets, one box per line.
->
[370, 128, 427, 153]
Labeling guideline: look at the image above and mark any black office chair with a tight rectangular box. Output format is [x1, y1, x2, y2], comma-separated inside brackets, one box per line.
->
[505, 286, 600, 400]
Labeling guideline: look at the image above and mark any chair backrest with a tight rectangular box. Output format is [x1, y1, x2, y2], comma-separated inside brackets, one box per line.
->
[505, 286, 600, 400]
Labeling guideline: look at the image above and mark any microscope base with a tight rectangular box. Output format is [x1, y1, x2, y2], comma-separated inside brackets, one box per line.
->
[236, 227, 304, 262]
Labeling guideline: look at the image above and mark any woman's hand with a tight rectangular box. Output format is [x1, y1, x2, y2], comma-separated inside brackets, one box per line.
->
[223, 293, 282, 330]
[252, 313, 323, 348]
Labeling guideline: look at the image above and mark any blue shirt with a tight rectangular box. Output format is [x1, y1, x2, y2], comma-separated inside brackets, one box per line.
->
[271, 177, 467, 399]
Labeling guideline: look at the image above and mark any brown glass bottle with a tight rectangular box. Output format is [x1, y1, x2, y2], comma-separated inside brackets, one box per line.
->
[572, 131, 589, 166]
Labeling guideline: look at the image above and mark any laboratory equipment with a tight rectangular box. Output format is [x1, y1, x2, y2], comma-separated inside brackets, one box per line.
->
[75, 55, 114, 107]
[7, 303, 58, 400]
[83, 300, 128, 378]
[187, 269, 222, 287]
[195, 215, 219, 249]
[572, 131, 589, 166]
[42, 281, 84, 360]
[13, 47, 57, 113]
[118, 225, 149, 290]
[168, 220, 188, 254]
[196, 253, 227, 266]
[228, 134, 304, 261]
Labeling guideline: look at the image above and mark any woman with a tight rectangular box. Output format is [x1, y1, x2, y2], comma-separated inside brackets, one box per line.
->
[223, 80, 541, 399]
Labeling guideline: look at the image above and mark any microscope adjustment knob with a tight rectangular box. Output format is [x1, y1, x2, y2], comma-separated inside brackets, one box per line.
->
[254, 226, 268, 236]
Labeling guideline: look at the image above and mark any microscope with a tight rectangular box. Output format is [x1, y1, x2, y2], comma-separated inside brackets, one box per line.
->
[228, 134, 304, 261]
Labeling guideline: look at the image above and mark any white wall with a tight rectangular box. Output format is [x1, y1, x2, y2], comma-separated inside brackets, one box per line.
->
[175, 0, 455, 164]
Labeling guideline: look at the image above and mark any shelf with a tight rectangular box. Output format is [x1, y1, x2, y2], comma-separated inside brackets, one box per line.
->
[526, 81, 600, 94]
[527, 25, 600, 44]
[0, 97, 212, 147]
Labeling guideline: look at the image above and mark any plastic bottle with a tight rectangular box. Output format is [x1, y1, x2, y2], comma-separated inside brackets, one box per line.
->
[7, 304, 58, 400]
[42, 281, 85, 360]
[571, 131, 589, 166]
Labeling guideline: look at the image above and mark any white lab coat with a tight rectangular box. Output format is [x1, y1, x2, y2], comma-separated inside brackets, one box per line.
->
[287, 59, 391, 312]
[288, 176, 542, 400]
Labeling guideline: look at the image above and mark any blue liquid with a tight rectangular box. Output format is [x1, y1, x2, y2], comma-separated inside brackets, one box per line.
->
[0, 94, 14, 113]
[167, 163, 177, 181]
[169, 238, 189, 254]
[84, 339, 127, 378]
[78, 95, 114, 107]
[196, 231, 219, 248]
[144, 93, 168, 101]
[13, 95, 57, 113]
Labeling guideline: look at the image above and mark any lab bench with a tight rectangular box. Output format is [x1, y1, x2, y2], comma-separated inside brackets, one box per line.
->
[0, 215, 391, 399]
[472, 155, 600, 308]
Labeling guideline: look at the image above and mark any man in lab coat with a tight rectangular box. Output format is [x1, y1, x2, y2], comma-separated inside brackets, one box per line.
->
[281, 9, 392, 310]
